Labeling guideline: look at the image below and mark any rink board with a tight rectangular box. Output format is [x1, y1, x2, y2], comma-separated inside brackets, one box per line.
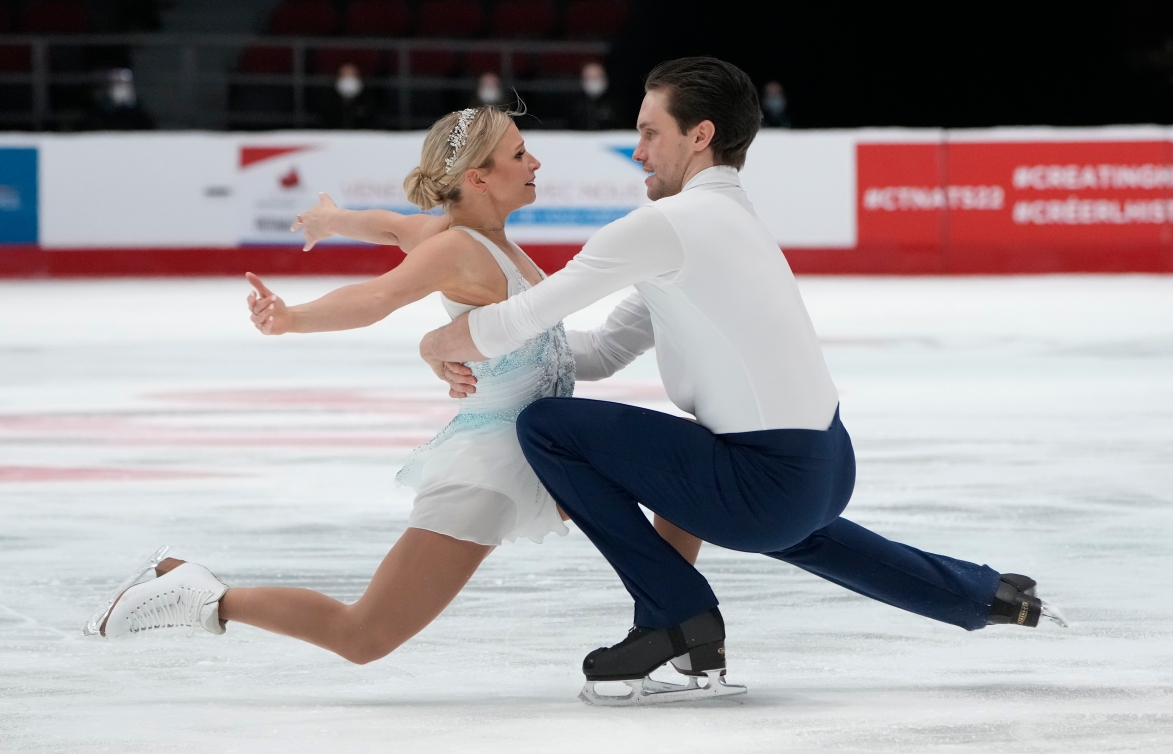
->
[3, 126, 1173, 275]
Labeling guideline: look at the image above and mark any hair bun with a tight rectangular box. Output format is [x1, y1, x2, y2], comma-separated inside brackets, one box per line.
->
[404, 167, 445, 211]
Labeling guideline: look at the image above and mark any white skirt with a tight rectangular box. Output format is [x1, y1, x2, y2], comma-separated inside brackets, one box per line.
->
[396, 420, 569, 546]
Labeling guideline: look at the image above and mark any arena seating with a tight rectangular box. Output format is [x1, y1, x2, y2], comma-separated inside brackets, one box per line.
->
[269, 0, 338, 36]
[563, 0, 628, 38]
[20, 0, 89, 34]
[0, 5, 31, 73]
[412, 0, 484, 76]
[313, 47, 382, 76]
[1, 0, 627, 128]
[490, 0, 556, 37]
[248, 0, 627, 80]
[345, 0, 412, 37]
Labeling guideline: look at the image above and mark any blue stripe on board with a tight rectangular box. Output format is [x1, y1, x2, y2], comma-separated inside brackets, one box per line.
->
[506, 207, 636, 225]
[0, 148, 38, 244]
[344, 205, 638, 226]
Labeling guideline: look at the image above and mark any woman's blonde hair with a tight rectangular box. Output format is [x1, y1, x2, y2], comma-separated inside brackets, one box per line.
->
[404, 106, 519, 211]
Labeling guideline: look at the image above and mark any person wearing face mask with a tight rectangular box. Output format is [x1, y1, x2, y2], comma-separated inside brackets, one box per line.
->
[761, 80, 791, 128]
[471, 72, 506, 108]
[320, 62, 377, 129]
[569, 61, 619, 131]
[84, 68, 154, 131]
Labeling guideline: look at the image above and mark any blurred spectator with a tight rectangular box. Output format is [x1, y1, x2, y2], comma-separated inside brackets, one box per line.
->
[83, 69, 154, 130]
[471, 72, 506, 107]
[568, 61, 618, 130]
[761, 81, 791, 128]
[320, 63, 378, 128]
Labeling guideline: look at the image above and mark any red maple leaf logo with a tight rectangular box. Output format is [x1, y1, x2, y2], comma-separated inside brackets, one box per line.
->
[279, 167, 300, 189]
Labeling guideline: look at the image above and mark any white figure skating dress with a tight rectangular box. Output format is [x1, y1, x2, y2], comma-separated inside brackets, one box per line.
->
[396, 228, 574, 545]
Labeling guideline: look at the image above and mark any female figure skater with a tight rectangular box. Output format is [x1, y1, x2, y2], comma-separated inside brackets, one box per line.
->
[86, 106, 701, 665]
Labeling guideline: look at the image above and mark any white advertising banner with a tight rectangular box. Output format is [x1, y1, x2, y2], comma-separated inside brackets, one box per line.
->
[10, 128, 859, 250]
[233, 131, 652, 246]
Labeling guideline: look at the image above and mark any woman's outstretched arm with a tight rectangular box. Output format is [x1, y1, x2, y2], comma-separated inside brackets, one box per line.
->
[247, 231, 488, 336]
[292, 192, 450, 253]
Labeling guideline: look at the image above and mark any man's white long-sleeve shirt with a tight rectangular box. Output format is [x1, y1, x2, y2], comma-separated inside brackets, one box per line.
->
[470, 165, 839, 434]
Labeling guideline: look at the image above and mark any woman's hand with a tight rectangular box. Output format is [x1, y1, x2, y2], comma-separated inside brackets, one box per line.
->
[246, 272, 292, 335]
[291, 192, 340, 251]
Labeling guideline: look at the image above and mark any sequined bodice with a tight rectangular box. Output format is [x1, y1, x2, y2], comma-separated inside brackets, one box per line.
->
[423, 229, 575, 446]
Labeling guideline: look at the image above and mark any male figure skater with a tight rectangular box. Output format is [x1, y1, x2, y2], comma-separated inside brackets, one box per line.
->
[420, 57, 1063, 703]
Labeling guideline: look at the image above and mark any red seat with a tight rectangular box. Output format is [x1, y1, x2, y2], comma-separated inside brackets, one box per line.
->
[464, 50, 499, 74]
[538, 51, 598, 77]
[412, 0, 482, 75]
[313, 47, 382, 75]
[344, 0, 411, 36]
[270, 0, 337, 35]
[0, 45, 30, 73]
[22, 0, 88, 33]
[0, 6, 29, 73]
[416, 0, 483, 37]
[410, 48, 458, 76]
[562, 0, 627, 38]
[489, 0, 555, 38]
[239, 46, 295, 73]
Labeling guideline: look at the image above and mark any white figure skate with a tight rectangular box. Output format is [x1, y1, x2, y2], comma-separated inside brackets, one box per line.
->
[83, 548, 228, 638]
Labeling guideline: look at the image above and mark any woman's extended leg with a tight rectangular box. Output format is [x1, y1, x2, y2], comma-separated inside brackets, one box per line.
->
[219, 528, 493, 665]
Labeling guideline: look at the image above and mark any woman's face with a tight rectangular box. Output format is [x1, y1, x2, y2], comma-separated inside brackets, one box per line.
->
[473, 122, 541, 212]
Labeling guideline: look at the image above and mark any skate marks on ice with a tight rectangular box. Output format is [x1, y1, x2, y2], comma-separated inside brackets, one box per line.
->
[1, 278, 1173, 752]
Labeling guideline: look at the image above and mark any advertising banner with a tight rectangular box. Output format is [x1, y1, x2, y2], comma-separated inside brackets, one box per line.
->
[0, 147, 38, 244]
[4, 128, 1173, 276]
[947, 140, 1172, 248]
[235, 132, 649, 246]
[856, 138, 1173, 270]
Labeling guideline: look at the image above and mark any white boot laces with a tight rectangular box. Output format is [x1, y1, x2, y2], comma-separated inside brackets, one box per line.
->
[128, 585, 217, 636]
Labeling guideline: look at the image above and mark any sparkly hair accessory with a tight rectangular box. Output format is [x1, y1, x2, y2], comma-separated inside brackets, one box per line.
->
[444, 108, 478, 172]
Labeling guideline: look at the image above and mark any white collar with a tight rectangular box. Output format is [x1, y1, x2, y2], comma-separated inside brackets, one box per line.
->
[682, 165, 741, 192]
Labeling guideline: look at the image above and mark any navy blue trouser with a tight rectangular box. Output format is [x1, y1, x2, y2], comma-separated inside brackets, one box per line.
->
[517, 398, 1001, 631]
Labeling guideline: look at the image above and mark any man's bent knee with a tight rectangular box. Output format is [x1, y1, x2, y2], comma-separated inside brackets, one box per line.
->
[517, 398, 568, 451]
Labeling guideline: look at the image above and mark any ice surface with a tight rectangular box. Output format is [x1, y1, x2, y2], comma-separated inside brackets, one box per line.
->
[1, 275, 1171, 752]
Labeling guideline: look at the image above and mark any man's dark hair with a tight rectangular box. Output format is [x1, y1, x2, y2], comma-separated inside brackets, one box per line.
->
[644, 57, 761, 170]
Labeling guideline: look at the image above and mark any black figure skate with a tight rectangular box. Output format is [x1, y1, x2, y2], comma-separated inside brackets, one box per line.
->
[578, 608, 747, 706]
[987, 573, 1068, 628]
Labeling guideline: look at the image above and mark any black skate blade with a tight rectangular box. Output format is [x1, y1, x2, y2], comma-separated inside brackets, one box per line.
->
[82, 546, 169, 637]
[579, 670, 746, 707]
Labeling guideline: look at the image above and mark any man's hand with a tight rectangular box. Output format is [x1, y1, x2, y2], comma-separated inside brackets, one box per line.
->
[420, 349, 478, 398]
[246, 272, 292, 335]
[291, 192, 340, 251]
[420, 314, 488, 397]
[441, 362, 477, 398]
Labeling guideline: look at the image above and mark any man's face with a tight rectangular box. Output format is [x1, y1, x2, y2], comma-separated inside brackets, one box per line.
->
[631, 89, 694, 200]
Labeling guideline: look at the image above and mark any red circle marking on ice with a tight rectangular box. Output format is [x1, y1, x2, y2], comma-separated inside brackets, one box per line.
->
[0, 466, 221, 482]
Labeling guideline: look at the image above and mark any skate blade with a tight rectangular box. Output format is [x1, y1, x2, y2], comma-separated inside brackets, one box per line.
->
[1040, 600, 1069, 628]
[579, 670, 746, 707]
[82, 546, 169, 637]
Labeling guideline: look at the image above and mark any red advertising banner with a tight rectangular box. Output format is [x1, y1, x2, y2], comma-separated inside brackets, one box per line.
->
[855, 141, 1173, 272]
